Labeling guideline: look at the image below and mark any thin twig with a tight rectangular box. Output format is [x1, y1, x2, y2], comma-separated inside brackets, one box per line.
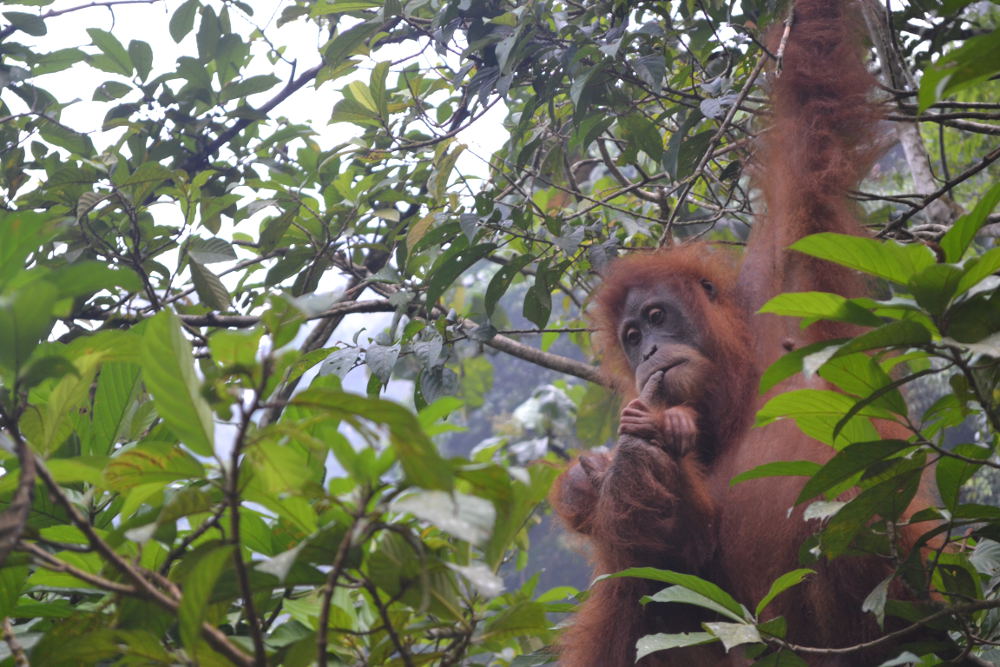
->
[2, 617, 27, 667]
[879, 145, 1000, 235]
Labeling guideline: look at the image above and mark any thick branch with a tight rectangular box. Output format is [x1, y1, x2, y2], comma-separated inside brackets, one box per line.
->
[463, 320, 602, 385]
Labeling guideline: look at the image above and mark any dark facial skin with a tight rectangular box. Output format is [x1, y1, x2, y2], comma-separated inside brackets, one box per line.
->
[614, 282, 715, 457]
[617, 284, 703, 399]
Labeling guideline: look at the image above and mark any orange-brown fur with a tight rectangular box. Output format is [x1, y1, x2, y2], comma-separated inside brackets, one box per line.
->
[551, 1, 934, 665]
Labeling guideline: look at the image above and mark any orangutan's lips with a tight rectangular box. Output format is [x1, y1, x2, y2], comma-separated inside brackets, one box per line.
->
[659, 358, 687, 375]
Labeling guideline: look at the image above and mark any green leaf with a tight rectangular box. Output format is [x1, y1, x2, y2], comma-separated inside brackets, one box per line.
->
[0, 280, 57, 379]
[940, 183, 1000, 262]
[644, 585, 745, 622]
[730, 461, 820, 486]
[365, 343, 399, 383]
[87, 28, 132, 76]
[675, 130, 713, 181]
[619, 114, 663, 162]
[187, 237, 236, 265]
[486, 254, 533, 319]
[424, 242, 496, 308]
[820, 353, 907, 416]
[140, 311, 215, 456]
[908, 263, 964, 316]
[88, 362, 141, 456]
[955, 247, 1000, 297]
[311, 1, 382, 15]
[0, 566, 27, 618]
[429, 143, 466, 205]
[128, 40, 153, 80]
[370, 60, 390, 119]
[0, 211, 62, 288]
[393, 490, 495, 545]
[703, 622, 761, 652]
[756, 390, 895, 428]
[820, 469, 921, 558]
[47, 261, 142, 299]
[178, 545, 232, 658]
[755, 569, 814, 617]
[834, 320, 932, 356]
[937, 444, 992, 511]
[759, 292, 882, 327]
[797, 440, 911, 503]
[292, 388, 453, 490]
[323, 20, 381, 65]
[636, 632, 716, 661]
[189, 260, 231, 310]
[523, 260, 554, 329]
[220, 74, 281, 103]
[170, 0, 199, 42]
[759, 341, 841, 395]
[918, 31, 1000, 112]
[3, 11, 46, 36]
[103, 442, 205, 491]
[606, 567, 747, 621]
[21, 354, 100, 455]
[789, 233, 935, 285]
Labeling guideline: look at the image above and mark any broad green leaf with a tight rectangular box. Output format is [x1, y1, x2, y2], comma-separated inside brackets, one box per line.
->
[429, 143, 466, 205]
[140, 311, 215, 456]
[940, 183, 1000, 262]
[756, 390, 896, 428]
[606, 567, 747, 620]
[292, 388, 453, 490]
[480, 600, 549, 643]
[486, 254, 533, 319]
[0, 280, 56, 378]
[424, 242, 496, 308]
[937, 444, 992, 511]
[47, 261, 142, 299]
[789, 233, 934, 285]
[636, 632, 716, 661]
[89, 360, 141, 454]
[87, 28, 132, 76]
[833, 320, 933, 356]
[187, 237, 237, 264]
[311, 1, 382, 16]
[619, 114, 663, 162]
[755, 569, 814, 617]
[393, 490, 495, 546]
[3, 12, 46, 36]
[917, 31, 1000, 112]
[370, 60, 390, 119]
[820, 469, 920, 558]
[759, 341, 842, 394]
[797, 440, 911, 503]
[128, 40, 153, 80]
[759, 292, 882, 327]
[0, 211, 62, 288]
[819, 353, 907, 416]
[954, 246, 1000, 299]
[189, 259, 230, 310]
[178, 545, 232, 658]
[703, 622, 761, 652]
[643, 585, 745, 622]
[908, 263, 964, 316]
[323, 20, 381, 65]
[103, 442, 205, 491]
[169, 0, 198, 42]
[365, 342, 400, 383]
